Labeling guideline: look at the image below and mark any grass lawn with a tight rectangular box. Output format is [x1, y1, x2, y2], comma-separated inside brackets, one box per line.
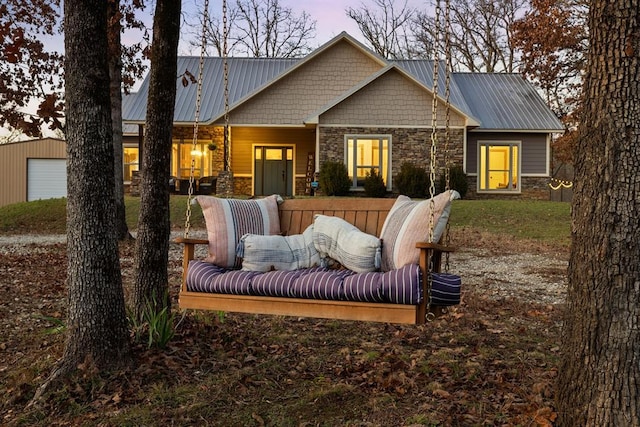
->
[0, 196, 571, 248]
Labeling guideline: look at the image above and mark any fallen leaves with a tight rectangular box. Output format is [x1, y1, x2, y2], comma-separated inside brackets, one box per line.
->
[0, 242, 564, 426]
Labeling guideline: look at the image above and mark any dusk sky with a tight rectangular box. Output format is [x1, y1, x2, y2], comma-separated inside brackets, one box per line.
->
[176, 0, 430, 54]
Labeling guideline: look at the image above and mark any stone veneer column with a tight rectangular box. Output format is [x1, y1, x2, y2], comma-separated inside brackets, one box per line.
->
[216, 170, 234, 196]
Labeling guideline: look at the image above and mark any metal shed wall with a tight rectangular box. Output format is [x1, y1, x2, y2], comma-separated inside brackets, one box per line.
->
[0, 138, 67, 207]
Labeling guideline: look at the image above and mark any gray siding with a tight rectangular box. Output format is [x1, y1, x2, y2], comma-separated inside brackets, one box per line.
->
[466, 132, 548, 175]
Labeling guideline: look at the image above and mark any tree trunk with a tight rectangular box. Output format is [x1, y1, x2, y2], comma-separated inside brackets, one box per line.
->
[61, 0, 132, 372]
[108, 0, 132, 241]
[132, 0, 181, 319]
[556, 1, 640, 425]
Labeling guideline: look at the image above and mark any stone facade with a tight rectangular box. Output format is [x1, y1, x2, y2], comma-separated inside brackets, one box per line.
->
[216, 170, 235, 196]
[318, 126, 465, 193]
[232, 176, 252, 196]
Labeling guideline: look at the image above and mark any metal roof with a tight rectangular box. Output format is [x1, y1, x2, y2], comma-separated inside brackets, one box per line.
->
[452, 73, 564, 131]
[123, 56, 299, 124]
[123, 34, 563, 132]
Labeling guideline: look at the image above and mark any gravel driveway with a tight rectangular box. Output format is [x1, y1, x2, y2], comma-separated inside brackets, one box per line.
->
[0, 232, 568, 306]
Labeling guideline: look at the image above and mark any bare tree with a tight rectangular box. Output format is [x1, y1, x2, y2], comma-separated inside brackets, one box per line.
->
[414, 0, 528, 72]
[188, 0, 316, 58]
[346, 0, 420, 59]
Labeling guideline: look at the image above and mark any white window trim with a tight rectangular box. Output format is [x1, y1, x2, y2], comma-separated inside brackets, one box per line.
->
[344, 134, 392, 191]
[477, 140, 522, 194]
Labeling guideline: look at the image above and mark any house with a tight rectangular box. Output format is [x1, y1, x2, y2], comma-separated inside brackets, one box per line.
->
[117, 32, 563, 199]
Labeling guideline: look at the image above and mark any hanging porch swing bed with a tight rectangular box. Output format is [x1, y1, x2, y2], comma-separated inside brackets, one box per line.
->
[176, 191, 461, 325]
[175, 0, 461, 325]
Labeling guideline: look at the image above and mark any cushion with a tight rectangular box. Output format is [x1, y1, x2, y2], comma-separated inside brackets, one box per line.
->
[290, 268, 355, 300]
[251, 269, 313, 297]
[381, 263, 423, 304]
[430, 272, 462, 306]
[312, 215, 382, 273]
[185, 260, 227, 292]
[196, 195, 281, 268]
[379, 190, 460, 271]
[237, 225, 320, 272]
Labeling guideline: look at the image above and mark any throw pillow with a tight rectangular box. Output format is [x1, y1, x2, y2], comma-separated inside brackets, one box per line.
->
[196, 195, 281, 268]
[312, 214, 382, 273]
[237, 225, 320, 272]
[379, 190, 460, 271]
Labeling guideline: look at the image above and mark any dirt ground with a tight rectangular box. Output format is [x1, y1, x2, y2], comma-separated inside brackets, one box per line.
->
[0, 229, 567, 426]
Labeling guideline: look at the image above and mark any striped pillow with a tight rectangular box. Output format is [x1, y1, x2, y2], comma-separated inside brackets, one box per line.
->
[379, 190, 460, 272]
[237, 225, 320, 272]
[196, 195, 281, 268]
[312, 215, 382, 273]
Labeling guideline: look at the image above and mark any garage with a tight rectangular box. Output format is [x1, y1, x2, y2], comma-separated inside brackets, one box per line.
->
[27, 158, 67, 202]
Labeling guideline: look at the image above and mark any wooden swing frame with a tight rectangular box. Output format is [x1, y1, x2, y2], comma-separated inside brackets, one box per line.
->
[176, 198, 454, 324]
[175, 0, 457, 325]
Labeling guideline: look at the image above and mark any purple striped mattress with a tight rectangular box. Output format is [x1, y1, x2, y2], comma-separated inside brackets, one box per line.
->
[186, 261, 423, 305]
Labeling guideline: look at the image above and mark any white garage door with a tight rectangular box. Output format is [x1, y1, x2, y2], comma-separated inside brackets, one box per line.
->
[27, 159, 67, 201]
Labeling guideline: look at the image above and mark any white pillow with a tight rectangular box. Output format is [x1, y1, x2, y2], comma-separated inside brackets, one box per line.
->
[312, 215, 381, 273]
[237, 225, 320, 272]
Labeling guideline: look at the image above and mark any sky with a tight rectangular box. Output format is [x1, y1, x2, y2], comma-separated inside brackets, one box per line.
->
[175, 0, 430, 55]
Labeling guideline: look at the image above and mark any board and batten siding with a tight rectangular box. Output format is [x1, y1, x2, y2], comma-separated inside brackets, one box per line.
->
[230, 127, 316, 177]
[319, 69, 467, 127]
[465, 132, 549, 175]
[229, 40, 383, 125]
[0, 138, 67, 207]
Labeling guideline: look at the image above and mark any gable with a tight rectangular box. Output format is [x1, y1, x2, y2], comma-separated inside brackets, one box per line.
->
[228, 39, 384, 125]
[319, 69, 467, 127]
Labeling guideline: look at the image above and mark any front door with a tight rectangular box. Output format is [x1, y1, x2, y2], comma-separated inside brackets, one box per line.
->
[254, 146, 293, 196]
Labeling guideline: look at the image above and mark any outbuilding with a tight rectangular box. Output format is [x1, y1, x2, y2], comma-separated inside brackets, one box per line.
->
[0, 138, 67, 207]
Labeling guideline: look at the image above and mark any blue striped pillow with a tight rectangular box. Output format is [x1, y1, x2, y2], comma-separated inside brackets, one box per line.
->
[312, 215, 382, 273]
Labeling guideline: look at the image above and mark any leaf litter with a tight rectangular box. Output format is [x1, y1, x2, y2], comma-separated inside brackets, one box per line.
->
[0, 230, 566, 426]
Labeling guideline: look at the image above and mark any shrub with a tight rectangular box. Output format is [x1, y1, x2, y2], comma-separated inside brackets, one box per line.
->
[363, 168, 387, 197]
[319, 161, 352, 196]
[395, 162, 430, 198]
[439, 164, 468, 198]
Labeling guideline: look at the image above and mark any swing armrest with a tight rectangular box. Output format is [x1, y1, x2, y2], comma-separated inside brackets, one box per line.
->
[174, 237, 209, 263]
[415, 242, 456, 252]
[174, 237, 210, 245]
[174, 237, 210, 291]
[416, 242, 456, 275]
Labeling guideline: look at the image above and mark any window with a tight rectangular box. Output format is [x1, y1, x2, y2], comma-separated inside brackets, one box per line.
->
[172, 141, 212, 179]
[345, 136, 390, 189]
[478, 142, 520, 192]
[123, 146, 139, 182]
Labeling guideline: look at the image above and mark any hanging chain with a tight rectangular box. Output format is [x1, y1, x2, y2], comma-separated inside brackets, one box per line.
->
[427, 0, 442, 319]
[222, 0, 230, 175]
[443, 0, 452, 272]
[184, 0, 210, 238]
[428, 0, 440, 245]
